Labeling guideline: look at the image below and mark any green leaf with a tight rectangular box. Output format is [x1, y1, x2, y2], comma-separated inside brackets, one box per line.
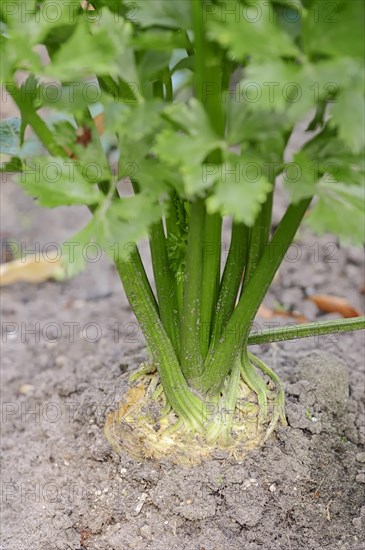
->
[19, 157, 103, 207]
[330, 87, 365, 153]
[284, 151, 318, 202]
[0, 155, 22, 174]
[241, 60, 305, 115]
[45, 20, 119, 80]
[154, 99, 224, 195]
[303, 0, 365, 59]
[138, 50, 171, 83]
[2, 1, 80, 75]
[132, 0, 191, 29]
[18, 76, 42, 142]
[302, 127, 365, 186]
[307, 180, 365, 245]
[206, 154, 273, 225]
[207, 0, 298, 61]
[134, 157, 183, 195]
[272, 2, 303, 41]
[62, 193, 164, 276]
[241, 56, 363, 125]
[171, 55, 195, 73]
[226, 94, 290, 158]
[131, 29, 189, 51]
[91, 10, 140, 88]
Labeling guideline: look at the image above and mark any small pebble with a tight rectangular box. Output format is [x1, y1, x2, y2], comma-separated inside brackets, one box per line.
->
[355, 473, 365, 484]
[140, 525, 151, 539]
[356, 452, 365, 463]
[269, 483, 276, 493]
[55, 356, 67, 368]
[352, 517, 362, 530]
[19, 384, 34, 395]
[186, 499, 192, 505]
[73, 299, 85, 309]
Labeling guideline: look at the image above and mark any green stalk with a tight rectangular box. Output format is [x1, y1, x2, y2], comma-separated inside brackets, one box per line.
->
[206, 355, 241, 444]
[120, 180, 160, 318]
[192, 0, 205, 102]
[114, 248, 206, 431]
[6, 83, 66, 158]
[180, 198, 205, 379]
[146, 81, 181, 355]
[242, 189, 273, 291]
[165, 193, 186, 316]
[192, 0, 226, 359]
[199, 197, 312, 394]
[211, 222, 249, 347]
[248, 316, 365, 345]
[149, 221, 180, 357]
[200, 213, 222, 357]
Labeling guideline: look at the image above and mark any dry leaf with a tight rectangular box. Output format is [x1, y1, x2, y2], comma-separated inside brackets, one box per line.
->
[65, 113, 104, 158]
[80, 1, 95, 10]
[257, 304, 308, 323]
[257, 304, 275, 319]
[308, 294, 362, 318]
[93, 112, 104, 136]
[0, 256, 65, 286]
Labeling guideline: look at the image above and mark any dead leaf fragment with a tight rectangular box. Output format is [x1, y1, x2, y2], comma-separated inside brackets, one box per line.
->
[0, 256, 65, 286]
[93, 112, 104, 136]
[80, 1, 95, 10]
[308, 294, 362, 318]
[257, 304, 308, 323]
[257, 305, 274, 319]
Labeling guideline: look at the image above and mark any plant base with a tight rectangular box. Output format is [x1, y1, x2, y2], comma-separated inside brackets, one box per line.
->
[104, 357, 286, 465]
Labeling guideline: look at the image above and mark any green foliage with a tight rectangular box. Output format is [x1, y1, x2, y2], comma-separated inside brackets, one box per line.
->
[2, 0, 363, 245]
[18, 157, 103, 207]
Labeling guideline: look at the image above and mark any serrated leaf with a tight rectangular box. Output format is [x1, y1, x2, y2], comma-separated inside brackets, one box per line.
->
[154, 99, 224, 195]
[2, 1, 80, 75]
[302, 127, 365, 186]
[226, 92, 290, 157]
[62, 193, 163, 276]
[207, 1, 298, 61]
[241, 60, 305, 116]
[307, 180, 365, 245]
[330, 87, 365, 153]
[134, 157, 183, 195]
[241, 56, 363, 125]
[206, 155, 273, 225]
[303, 0, 365, 59]
[45, 20, 118, 81]
[19, 157, 103, 207]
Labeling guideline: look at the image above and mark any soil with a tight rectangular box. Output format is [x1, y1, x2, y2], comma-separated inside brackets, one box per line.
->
[1, 177, 365, 550]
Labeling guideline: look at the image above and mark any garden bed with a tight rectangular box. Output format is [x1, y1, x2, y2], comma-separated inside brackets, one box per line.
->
[1, 181, 364, 550]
